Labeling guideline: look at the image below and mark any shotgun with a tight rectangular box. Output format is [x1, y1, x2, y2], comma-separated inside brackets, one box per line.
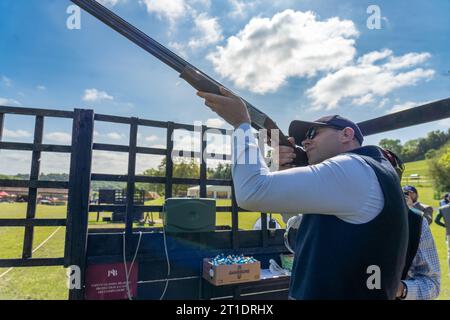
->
[70, 0, 309, 166]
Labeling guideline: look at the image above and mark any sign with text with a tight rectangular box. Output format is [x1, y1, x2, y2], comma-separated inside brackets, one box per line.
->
[85, 262, 138, 300]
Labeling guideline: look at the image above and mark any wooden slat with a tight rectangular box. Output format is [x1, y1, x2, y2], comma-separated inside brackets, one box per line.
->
[93, 143, 129, 153]
[0, 180, 69, 189]
[91, 174, 232, 186]
[165, 122, 174, 199]
[135, 146, 166, 155]
[88, 205, 241, 213]
[200, 125, 207, 198]
[0, 219, 67, 227]
[0, 112, 4, 141]
[22, 116, 44, 259]
[0, 142, 71, 153]
[90, 173, 128, 182]
[0, 106, 74, 118]
[261, 213, 268, 248]
[137, 118, 168, 129]
[0, 258, 65, 268]
[231, 185, 239, 250]
[125, 118, 138, 237]
[94, 113, 132, 124]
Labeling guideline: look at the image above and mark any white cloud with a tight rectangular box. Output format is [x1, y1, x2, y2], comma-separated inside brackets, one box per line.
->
[351, 94, 374, 106]
[205, 118, 225, 128]
[37, 85, 47, 91]
[168, 42, 188, 58]
[307, 50, 435, 110]
[228, 0, 259, 19]
[438, 119, 450, 128]
[45, 132, 72, 143]
[140, 0, 187, 23]
[189, 0, 211, 8]
[92, 151, 129, 175]
[82, 89, 114, 102]
[0, 97, 21, 106]
[3, 129, 32, 139]
[377, 98, 390, 109]
[208, 10, 359, 94]
[188, 13, 223, 49]
[91, 150, 163, 175]
[0, 150, 32, 175]
[106, 132, 125, 140]
[145, 135, 159, 142]
[96, 0, 121, 7]
[40, 153, 71, 174]
[93, 131, 127, 142]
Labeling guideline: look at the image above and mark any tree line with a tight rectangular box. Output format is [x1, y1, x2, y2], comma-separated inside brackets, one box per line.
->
[137, 158, 231, 196]
[379, 129, 450, 163]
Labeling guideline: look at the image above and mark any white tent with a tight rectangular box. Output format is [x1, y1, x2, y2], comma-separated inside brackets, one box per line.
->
[187, 185, 232, 199]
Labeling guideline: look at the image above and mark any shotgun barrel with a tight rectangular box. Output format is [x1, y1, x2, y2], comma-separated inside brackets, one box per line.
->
[69, 0, 297, 149]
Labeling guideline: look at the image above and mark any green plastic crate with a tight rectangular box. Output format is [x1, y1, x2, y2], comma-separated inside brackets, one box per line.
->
[162, 198, 216, 232]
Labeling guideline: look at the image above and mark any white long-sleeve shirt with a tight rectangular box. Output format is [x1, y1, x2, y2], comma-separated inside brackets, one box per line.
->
[231, 123, 384, 224]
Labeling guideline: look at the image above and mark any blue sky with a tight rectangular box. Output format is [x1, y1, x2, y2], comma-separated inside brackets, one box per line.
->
[0, 0, 449, 174]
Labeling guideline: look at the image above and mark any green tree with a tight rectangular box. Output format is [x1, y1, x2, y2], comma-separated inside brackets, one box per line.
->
[429, 144, 450, 192]
[141, 158, 200, 196]
[425, 149, 437, 160]
[379, 139, 403, 156]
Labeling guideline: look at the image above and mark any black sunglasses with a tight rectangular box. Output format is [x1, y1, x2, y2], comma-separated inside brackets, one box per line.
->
[304, 125, 343, 140]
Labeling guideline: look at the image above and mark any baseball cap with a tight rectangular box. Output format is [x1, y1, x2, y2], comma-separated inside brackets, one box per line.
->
[403, 185, 418, 194]
[289, 115, 364, 145]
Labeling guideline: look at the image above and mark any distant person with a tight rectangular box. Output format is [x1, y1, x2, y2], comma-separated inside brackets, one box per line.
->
[396, 195, 440, 300]
[440, 193, 450, 207]
[403, 185, 434, 225]
[435, 202, 450, 276]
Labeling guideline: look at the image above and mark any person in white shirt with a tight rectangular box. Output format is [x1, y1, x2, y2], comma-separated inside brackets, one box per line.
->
[196, 87, 409, 299]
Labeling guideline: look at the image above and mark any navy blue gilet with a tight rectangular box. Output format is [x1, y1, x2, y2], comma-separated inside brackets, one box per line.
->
[289, 146, 408, 300]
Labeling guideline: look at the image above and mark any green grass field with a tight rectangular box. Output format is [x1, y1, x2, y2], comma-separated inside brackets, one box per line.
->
[0, 159, 448, 299]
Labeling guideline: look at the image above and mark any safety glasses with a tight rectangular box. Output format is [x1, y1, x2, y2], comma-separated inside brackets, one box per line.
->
[304, 125, 343, 140]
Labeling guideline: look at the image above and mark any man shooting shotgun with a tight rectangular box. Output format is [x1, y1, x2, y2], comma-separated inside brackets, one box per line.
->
[71, 0, 450, 300]
[198, 90, 409, 299]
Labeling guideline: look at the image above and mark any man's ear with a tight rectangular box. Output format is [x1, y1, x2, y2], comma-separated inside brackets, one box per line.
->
[341, 127, 355, 143]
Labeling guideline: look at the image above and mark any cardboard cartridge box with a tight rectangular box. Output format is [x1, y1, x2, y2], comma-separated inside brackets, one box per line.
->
[202, 258, 261, 286]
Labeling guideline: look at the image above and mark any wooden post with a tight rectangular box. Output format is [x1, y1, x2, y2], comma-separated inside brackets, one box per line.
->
[65, 109, 94, 300]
